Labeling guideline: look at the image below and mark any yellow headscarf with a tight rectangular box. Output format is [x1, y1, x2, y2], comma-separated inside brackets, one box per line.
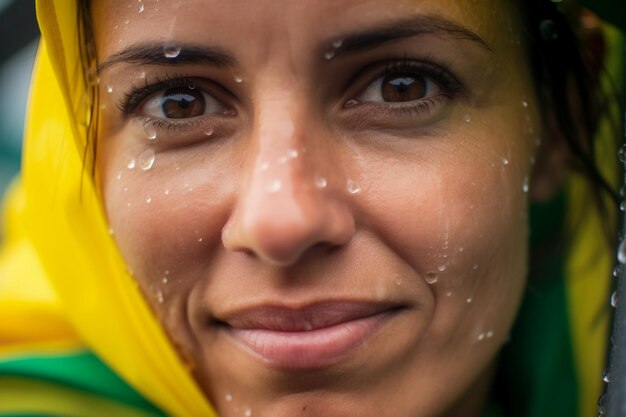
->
[0, 2, 216, 415]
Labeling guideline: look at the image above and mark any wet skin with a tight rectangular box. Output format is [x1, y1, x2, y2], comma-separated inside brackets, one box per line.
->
[94, 0, 543, 416]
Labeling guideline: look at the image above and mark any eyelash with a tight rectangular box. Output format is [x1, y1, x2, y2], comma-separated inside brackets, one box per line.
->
[352, 58, 464, 116]
[116, 58, 464, 129]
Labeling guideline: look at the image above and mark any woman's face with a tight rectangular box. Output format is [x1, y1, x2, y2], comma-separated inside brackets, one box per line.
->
[94, 0, 540, 416]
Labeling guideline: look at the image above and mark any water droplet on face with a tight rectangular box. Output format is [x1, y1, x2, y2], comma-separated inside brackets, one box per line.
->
[522, 177, 530, 193]
[477, 333, 485, 341]
[466, 297, 473, 303]
[458, 247, 464, 252]
[446, 291, 453, 297]
[603, 369, 610, 383]
[464, 114, 471, 122]
[222, 108, 236, 117]
[347, 179, 361, 194]
[156, 290, 164, 303]
[345, 99, 359, 108]
[164, 189, 170, 195]
[146, 196, 152, 203]
[162, 277, 168, 284]
[225, 393, 233, 402]
[332, 39, 343, 48]
[106, 85, 113, 93]
[127, 159, 137, 170]
[424, 272, 438, 284]
[437, 265, 446, 272]
[138, 149, 156, 170]
[472, 264, 479, 270]
[116, 172, 123, 180]
[138, 3, 144, 13]
[611, 291, 618, 307]
[621, 201, 626, 212]
[163, 43, 181, 59]
[324, 50, 336, 60]
[618, 239, 626, 264]
[287, 149, 298, 159]
[394, 274, 402, 286]
[244, 408, 252, 417]
[267, 180, 282, 193]
[260, 162, 270, 171]
[521, 100, 528, 108]
[234, 74, 244, 83]
[502, 157, 510, 166]
[204, 128, 214, 136]
[123, 186, 129, 192]
[143, 123, 157, 140]
[198, 237, 204, 242]
[315, 176, 328, 189]
[486, 330, 493, 338]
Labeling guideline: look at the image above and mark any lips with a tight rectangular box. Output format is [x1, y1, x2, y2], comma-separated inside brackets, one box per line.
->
[215, 302, 402, 369]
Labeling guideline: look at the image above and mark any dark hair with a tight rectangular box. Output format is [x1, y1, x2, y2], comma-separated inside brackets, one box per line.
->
[519, 0, 622, 245]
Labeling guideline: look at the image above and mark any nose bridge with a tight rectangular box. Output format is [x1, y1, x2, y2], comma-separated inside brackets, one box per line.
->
[222, 92, 354, 266]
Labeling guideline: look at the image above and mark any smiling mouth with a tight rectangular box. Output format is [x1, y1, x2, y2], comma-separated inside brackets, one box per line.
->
[213, 302, 404, 370]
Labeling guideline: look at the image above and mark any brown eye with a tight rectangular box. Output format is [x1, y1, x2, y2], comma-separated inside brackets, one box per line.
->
[381, 75, 427, 102]
[142, 83, 227, 120]
[161, 87, 205, 118]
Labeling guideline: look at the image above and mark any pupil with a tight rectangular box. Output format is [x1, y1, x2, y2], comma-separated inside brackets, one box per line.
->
[161, 87, 205, 118]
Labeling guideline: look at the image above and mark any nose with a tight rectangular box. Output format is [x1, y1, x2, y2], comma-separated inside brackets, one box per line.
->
[222, 110, 355, 266]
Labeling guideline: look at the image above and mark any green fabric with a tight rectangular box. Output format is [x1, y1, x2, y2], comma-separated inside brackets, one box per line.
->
[0, 350, 166, 416]
[495, 192, 579, 417]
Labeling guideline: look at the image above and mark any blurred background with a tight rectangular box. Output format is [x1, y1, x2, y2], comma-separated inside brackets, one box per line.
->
[0, 0, 38, 200]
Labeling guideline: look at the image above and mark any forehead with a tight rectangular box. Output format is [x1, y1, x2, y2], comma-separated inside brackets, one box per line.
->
[91, 0, 520, 57]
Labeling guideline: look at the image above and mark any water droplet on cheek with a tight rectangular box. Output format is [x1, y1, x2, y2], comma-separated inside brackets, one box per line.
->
[315, 176, 328, 189]
[346, 179, 361, 194]
[138, 3, 144, 13]
[324, 50, 336, 60]
[138, 149, 156, 170]
[127, 159, 137, 170]
[143, 123, 157, 140]
[424, 272, 438, 284]
[156, 290, 164, 303]
[437, 265, 446, 272]
[502, 157, 510, 166]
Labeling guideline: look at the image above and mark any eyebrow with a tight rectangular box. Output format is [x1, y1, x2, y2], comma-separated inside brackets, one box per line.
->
[98, 44, 236, 72]
[330, 15, 492, 59]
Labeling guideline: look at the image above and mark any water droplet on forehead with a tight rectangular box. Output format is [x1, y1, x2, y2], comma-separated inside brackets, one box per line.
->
[424, 272, 438, 284]
[143, 123, 157, 140]
[163, 43, 181, 59]
[267, 180, 282, 193]
[127, 159, 137, 170]
[347, 179, 361, 194]
[315, 176, 328, 189]
[138, 149, 156, 170]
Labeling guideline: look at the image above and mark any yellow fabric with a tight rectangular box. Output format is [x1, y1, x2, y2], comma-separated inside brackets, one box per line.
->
[565, 24, 623, 417]
[0, 2, 216, 416]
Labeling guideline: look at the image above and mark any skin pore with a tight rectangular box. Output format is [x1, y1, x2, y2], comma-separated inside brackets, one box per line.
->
[93, 1, 544, 416]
